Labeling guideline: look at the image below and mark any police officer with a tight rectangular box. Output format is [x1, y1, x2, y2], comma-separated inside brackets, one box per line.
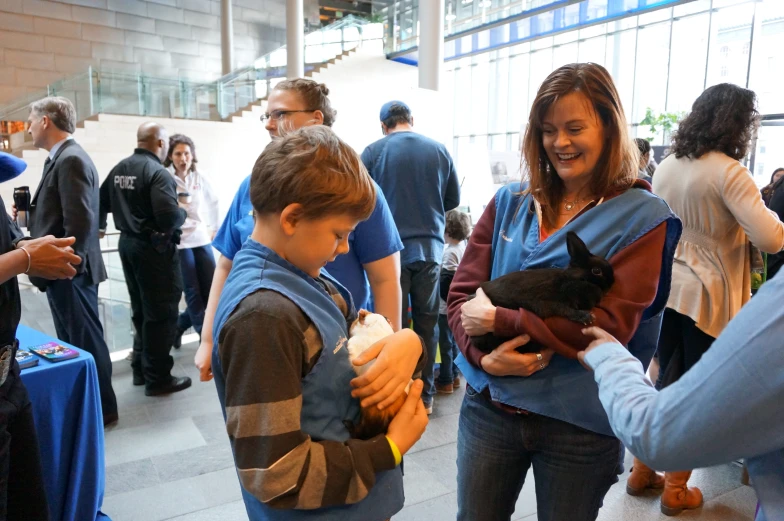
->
[0, 151, 84, 520]
[99, 122, 191, 396]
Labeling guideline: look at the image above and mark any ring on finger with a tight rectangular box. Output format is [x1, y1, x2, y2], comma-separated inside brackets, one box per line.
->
[536, 352, 543, 361]
[539, 363, 546, 370]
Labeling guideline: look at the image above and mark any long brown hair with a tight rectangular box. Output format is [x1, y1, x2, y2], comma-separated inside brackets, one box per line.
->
[522, 63, 637, 229]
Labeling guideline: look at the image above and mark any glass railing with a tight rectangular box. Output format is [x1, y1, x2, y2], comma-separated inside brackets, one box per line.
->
[215, 16, 384, 118]
[0, 15, 383, 144]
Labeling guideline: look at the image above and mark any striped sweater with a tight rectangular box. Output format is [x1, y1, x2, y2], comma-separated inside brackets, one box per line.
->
[217, 276, 401, 510]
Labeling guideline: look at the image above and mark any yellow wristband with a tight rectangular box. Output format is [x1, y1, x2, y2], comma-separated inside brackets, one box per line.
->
[386, 436, 402, 466]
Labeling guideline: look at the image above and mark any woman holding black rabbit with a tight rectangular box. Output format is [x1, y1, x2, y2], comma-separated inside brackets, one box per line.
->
[446, 63, 682, 521]
[652, 83, 784, 513]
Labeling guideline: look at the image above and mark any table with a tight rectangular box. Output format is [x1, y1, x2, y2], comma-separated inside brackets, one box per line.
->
[17, 325, 111, 521]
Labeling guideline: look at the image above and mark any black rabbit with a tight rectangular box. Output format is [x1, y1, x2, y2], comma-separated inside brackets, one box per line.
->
[470, 231, 615, 353]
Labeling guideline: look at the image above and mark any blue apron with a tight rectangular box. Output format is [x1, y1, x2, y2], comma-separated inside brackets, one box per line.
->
[456, 183, 682, 436]
[212, 239, 404, 521]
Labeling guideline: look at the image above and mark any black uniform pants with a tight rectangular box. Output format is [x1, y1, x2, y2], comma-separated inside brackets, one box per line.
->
[119, 235, 182, 386]
[0, 349, 50, 521]
[45, 275, 118, 420]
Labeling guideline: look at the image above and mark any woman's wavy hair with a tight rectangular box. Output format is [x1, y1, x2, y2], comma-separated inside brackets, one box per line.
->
[670, 83, 759, 161]
[522, 63, 637, 229]
[164, 134, 198, 172]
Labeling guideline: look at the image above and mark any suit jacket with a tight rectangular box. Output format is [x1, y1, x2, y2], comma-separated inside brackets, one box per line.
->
[28, 139, 107, 290]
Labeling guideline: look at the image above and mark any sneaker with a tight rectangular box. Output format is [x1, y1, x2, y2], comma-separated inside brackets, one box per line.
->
[435, 382, 454, 394]
[453, 376, 462, 389]
[424, 402, 433, 415]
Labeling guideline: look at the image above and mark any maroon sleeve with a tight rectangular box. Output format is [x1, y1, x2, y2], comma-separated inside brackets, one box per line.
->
[494, 222, 668, 359]
[446, 197, 498, 368]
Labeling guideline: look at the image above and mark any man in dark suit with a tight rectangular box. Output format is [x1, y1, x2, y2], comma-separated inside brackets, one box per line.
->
[21, 96, 118, 425]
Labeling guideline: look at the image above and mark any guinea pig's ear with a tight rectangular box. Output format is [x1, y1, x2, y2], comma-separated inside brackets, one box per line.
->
[357, 309, 370, 323]
[566, 232, 591, 266]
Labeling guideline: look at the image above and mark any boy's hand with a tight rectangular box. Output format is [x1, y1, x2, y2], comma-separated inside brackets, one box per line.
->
[578, 326, 623, 370]
[194, 339, 214, 381]
[386, 379, 428, 455]
[350, 329, 421, 410]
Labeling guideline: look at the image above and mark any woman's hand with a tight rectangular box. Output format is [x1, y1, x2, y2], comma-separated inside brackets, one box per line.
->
[461, 287, 497, 336]
[577, 327, 623, 370]
[480, 335, 555, 377]
[350, 329, 422, 410]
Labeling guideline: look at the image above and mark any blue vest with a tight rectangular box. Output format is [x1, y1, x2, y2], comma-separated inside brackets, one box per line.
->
[456, 184, 682, 436]
[212, 239, 404, 521]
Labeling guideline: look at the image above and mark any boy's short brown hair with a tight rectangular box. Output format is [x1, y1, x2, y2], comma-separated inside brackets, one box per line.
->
[445, 209, 471, 242]
[250, 126, 376, 222]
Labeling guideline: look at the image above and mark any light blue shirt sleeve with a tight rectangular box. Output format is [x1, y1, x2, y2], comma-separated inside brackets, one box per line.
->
[351, 182, 403, 265]
[584, 273, 784, 472]
[212, 175, 251, 260]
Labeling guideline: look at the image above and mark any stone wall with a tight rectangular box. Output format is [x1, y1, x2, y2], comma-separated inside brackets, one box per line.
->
[0, 0, 306, 104]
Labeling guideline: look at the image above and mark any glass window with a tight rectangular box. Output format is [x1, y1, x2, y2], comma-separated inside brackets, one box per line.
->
[638, 7, 671, 26]
[529, 48, 553, 101]
[605, 29, 637, 118]
[578, 35, 607, 65]
[508, 52, 530, 133]
[552, 42, 578, 69]
[748, 0, 784, 114]
[580, 23, 607, 39]
[490, 134, 507, 151]
[471, 60, 491, 135]
[667, 13, 710, 114]
[488, 56, 510, 133]
[632, 22, 671, 142]
[705, 4, 754, 89]
[453, 65, 472, 136]
[674, 0, 711, 16]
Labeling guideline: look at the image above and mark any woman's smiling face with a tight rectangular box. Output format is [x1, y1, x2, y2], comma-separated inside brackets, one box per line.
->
[541, 91, 605, 191]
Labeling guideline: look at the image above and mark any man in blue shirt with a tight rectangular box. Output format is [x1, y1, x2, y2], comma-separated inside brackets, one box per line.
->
[361, 101, 461, 413]
[580, 272, 784, 521]
[194, 78, 404, 382]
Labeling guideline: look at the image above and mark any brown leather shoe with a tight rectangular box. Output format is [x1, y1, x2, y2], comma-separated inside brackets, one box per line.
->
[661, 471, 703, 516]
[626, 457, 665, 496]
[452, 376, 461, 389]
[436, 381, 454, 394]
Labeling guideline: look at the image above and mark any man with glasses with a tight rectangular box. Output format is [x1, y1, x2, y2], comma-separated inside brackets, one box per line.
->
[195, 79, 404, 387]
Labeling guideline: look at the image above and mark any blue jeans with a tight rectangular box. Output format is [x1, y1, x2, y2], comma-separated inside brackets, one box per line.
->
[457, 386, 622, 521]
[177, 245, 216, 335]
[437, 313, 460, 384]
[400, 261, 440, 406]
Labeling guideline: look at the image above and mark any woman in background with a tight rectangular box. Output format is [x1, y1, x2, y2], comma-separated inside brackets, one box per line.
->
[165, 134, 219, 345]
[652, 83, 784, 515]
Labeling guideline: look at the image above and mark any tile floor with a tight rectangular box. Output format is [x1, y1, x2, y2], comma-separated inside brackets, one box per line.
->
[19, 288, 758, 521]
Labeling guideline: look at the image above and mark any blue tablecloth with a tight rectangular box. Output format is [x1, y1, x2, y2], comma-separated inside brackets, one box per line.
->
[17, 325, 111, 521]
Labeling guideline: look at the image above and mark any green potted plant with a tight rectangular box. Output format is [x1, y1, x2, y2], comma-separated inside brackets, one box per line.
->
[639, 107, 686, 144]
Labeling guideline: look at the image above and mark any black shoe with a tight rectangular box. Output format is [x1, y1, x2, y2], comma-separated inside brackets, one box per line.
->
[133, 373, 145, 386]
[103, 411, 119, 427]
[173, 328, 185, 349]
[145, 376, 192, 397]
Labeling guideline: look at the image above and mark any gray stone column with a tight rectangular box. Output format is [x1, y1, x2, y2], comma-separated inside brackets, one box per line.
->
[221, 0, 234, 75]
[287, 0, 305, 79]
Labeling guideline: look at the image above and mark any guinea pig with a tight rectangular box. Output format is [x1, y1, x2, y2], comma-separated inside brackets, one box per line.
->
[346, 310, 409, 440]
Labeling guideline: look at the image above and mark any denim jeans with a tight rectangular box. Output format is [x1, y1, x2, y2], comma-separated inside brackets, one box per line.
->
[437, 313, 460, 384]
[177, 245, 216, 335]
[457, 386, 622, 521]
[400, 260, 440, 406]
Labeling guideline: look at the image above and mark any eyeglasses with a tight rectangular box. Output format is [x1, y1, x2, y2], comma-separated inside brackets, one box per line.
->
[260, 109, 316, 122]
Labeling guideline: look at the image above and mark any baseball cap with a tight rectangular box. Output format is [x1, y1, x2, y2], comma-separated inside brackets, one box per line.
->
[380, 100, 411, 122]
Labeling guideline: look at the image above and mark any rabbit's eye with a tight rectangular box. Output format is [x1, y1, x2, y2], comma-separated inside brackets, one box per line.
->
[591, 267, 602, 276]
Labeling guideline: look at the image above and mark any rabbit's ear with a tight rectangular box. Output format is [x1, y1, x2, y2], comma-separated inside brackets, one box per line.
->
[566, 232, 591, 265]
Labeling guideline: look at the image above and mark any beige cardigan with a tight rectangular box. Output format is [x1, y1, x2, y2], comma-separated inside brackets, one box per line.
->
[653, 151, 784, 338]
